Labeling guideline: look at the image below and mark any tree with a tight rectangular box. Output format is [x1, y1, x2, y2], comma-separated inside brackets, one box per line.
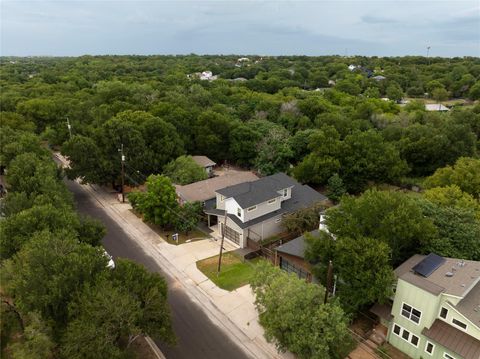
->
[0, 204, 80, 259]
[339, 130, 408, 192]
[62, 135, 108, 184]
[163, 155, 208, 185]
[251, 262, 352, 359]
[229, 124, 261, 166]
[61, 280, 141, 359]
[109, 259, 175, 344]
[254, 126, 293, 176]
[128, 175, 178, 228]
[432, 87, 449, 107]
[326, 174, 346, 203]
[293, 126, 342, 185]
[175, 201, 202, 234]
[2, 232, 107, 325]
[305, 234, 394, 313]
[7, 312, 54, 359]
[423, 185, 480, 216]
[386, 83, 404, 102]
[417, 199, 480, 260]
[282, 202, 326, 236]
[326, 189, 437, 265]
[424, 157, 480, 198]
[469, 81, 480, 100]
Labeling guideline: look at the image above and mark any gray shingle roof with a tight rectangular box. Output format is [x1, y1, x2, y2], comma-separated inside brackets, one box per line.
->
[276, 230, 319, 258]
[216, 173, 299, 208]
[224, 183, 326, 230]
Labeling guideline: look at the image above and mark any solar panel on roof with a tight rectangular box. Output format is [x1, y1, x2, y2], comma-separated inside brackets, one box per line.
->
[412, 253, 446, 278]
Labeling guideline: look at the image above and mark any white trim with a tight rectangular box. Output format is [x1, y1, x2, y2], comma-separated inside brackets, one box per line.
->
[451, 318, 468, 331]
[237, 207, 241, 217]
[283, 188, 288, 197]
[267, 198, 276, 205]
[401, 301, 421, 325]
[247, 205, 257, 212]
[443, 353, 456, 359]
[425, 341, 435, 355]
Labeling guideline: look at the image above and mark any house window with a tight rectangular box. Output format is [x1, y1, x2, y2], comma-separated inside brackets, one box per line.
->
[401, 303, 421, 324]
[410, 334, 419, 347]
[444, 353, 455, 359]
[275, 218, 281, 223]
[393, 324, 401, 336]
[402, 329, 410, 341]
[440, 307, 448, 319]
[247, 206, 257, 212]
[283, 188, 288, 197]
[452, 318, 467, 330]
[425, 341, 435, 355]
[220, 195, 225, 201]
[237, 208, 241, 217]
[267, 198, 276, 205]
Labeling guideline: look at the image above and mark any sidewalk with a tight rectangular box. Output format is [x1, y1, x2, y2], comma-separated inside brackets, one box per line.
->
[56, 152, 292, 359]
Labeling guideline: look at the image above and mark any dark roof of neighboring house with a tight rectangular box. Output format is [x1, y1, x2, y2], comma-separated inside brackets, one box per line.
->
[216, 173, 299, 208]
[394, 254, 480, 297]
[219, 184, 326, 230]
[175, 170, 258, 202]
[456, 281, 480, 327]
[276, 230, 319, 259]
[370, 302, 393, 322]
[192, 155, 216, 168]
[422, 319, 480, 359]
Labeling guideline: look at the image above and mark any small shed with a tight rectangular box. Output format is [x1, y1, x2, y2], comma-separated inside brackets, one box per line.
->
[192, 156, 216, 176]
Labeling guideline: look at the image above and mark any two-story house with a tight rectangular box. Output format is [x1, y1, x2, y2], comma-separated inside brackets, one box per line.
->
[372, 253, 480, 359]
[204, 173, 326, 248]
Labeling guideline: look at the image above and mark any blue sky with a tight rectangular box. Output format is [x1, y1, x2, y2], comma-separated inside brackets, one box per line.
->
[1, 0, 479, 57]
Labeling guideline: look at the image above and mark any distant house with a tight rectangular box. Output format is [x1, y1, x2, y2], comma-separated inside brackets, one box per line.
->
[175, 170, 258, 205]
[275, 230, 318, 281]
[348, 64, 357, 71]
[425, 104, 450, 112]
[204, 173, 327, 248]
[191, 156, 216, 176]
[371, 253, 480, 359]
[187, 71, 218, 81]
[328, 79, 336, 86]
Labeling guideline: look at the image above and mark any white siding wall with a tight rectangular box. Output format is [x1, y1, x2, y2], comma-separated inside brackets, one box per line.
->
[216, 193, 225, 210]
[247, 214, 283, 241]
[277, 186, 293, 202]
[225, 198, 243, 221]
[243, 196, 281, 222]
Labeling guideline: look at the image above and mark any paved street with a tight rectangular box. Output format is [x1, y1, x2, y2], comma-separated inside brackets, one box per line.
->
[65, 179, 251, 359]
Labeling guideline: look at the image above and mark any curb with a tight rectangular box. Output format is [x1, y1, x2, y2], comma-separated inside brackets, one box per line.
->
[145, 336, 166, 359]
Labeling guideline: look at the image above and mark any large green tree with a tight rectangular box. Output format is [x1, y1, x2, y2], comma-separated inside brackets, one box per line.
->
[305, 232, 395, 313]
[163, 155, 208, 185]
[128, 175, 178, 228]
[1, 232, 108, 325]
[251, 262, 352, 359]
[326, 189, 437, 265]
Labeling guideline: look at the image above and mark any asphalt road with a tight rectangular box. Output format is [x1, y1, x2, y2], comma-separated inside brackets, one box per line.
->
[65, 179, 250, 359]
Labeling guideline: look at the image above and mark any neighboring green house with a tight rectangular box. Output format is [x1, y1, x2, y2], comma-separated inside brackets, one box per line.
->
[371, 253, 480, 359]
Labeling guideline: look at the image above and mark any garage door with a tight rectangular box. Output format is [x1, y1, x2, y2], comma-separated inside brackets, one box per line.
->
[221, 224, 240, 245]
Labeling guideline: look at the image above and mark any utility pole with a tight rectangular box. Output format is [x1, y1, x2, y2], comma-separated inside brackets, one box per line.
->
[217, 210, 228, 275]
[426, 46, 431, 65]
[324, 260, 333, 304]
[118, 144, 125, 203]
[66, 117, 72, 139]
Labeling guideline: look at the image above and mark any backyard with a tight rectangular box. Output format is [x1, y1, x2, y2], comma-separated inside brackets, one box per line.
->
[196, 251, 263, 291]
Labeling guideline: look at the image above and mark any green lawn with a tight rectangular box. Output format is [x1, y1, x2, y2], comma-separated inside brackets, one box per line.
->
[196, 252, 262, 291]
